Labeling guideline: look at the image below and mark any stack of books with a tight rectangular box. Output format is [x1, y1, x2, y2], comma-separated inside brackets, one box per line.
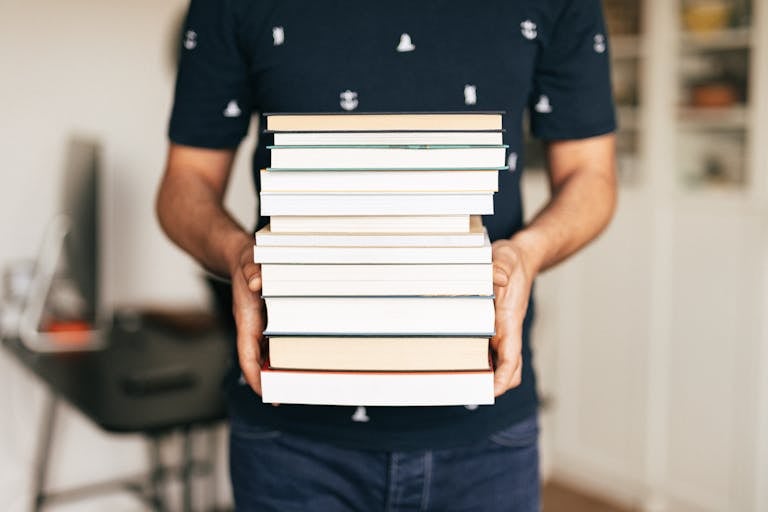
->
[255, 112, 506, 406]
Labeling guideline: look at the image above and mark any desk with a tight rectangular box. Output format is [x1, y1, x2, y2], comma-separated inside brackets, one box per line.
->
[3, 313, 233, 511]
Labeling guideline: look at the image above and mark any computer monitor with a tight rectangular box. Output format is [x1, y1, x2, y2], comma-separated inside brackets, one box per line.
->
[19, 136, 104, 351]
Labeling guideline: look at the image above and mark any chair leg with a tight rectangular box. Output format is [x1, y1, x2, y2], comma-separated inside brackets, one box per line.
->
[205, 427, 219, 511]
[147, 436, 166, 512]
[31, 393, 58, 512]
[181, 426, 193, 512]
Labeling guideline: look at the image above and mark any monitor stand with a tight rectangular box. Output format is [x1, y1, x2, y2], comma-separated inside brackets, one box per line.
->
[19, 214, 104, 352]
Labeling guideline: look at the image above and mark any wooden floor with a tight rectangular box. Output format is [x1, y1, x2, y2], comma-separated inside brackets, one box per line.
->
[543, 481, 631, 512]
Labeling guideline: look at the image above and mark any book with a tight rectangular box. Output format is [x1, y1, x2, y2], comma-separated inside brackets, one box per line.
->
[263, 296, 495, 336]
[260, 359, 495, 406]
[259, 169, 499, 193]
[254, 232, 491, 264]
[268, 215, 470, 234]
[260, 263, 493, 296]
[264, 112, 503, 132]
[268, 336, 491, 371]
[255, 216, 485, 247]
[268, 145, 508, 170]
[259, 192, 494, 216]
[273, 131, 504, 146]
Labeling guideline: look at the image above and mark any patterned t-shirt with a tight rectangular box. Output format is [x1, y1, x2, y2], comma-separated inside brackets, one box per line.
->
[169, 0, 616, 450]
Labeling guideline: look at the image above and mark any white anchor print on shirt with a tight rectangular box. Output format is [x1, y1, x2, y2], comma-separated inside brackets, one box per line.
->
[534, 94, 552, 114]
[508, 152, 518, 172]
[521, 20, 538, 40]
[340, 90, 359, 111]
[593, 33, 606, 53]
[223, 100, 242, 118]
[272, 26, 285, 46]
[351, 406, 370, 422]
[184, 30, 197, 50]
[397, 33, 415, 52]
[464, 84, 477, 105]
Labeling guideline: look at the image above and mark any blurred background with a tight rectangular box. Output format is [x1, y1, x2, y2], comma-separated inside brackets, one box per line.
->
[0, 0, 766, 510]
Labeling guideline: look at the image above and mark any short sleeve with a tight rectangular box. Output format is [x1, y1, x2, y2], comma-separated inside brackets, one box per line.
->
[168, 0, 253, 149]
[529, 0, 616, 140]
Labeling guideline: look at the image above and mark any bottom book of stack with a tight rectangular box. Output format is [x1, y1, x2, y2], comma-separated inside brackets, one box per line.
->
[261, 336, 494, 406]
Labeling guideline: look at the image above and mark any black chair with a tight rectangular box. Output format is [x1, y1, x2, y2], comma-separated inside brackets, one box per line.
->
[3, 310, 232, 511]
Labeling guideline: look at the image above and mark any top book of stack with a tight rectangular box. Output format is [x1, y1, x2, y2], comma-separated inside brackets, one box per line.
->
[264, 112, 503, 132]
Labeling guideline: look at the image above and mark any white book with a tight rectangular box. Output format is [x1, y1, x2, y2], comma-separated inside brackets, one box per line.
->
[260, 169, 499, 193]
[254, 232, 491, 264]
[263, 297, 495, 336]
[273, 131, 504, 146]
[255, 216, 485, 247]
[268, 145, 508, 170]
[269, 215, 470, 234]
[268, 336, 491, 371]
[261, 263, 493, 296]
[259, 192, 494, 216]
[260, 364, 495, 406]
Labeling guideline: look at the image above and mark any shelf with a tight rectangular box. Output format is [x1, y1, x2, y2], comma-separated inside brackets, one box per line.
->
[680, 27, 752, 52]
[677, 106, 748, 129]
[611, 35, 644, 59]
[617, 106, 641, 130]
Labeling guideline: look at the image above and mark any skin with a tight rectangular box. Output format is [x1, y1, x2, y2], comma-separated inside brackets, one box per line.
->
[156, 132, 617, 397]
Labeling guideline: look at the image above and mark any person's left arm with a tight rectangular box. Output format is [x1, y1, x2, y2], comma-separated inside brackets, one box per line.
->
[491, 132, 617, 396]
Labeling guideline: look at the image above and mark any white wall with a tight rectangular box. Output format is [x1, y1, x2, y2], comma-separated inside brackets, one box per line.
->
[0, 0, 256, 509]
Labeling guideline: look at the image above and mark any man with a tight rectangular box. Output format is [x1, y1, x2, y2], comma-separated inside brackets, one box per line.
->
[157, 1, 616, 510]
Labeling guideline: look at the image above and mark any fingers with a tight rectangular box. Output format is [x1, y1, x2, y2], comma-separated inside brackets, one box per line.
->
[242, 261, 262, 293]
[493, 264, 510, 287]
[491, 312, 523, 396]
[233, 261, 266, 396]
[493, 347, 523, 396]
[237, 328, 263, 395]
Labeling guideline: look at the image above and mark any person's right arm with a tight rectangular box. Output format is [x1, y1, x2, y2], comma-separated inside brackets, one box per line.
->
[156, 143, 264, 394]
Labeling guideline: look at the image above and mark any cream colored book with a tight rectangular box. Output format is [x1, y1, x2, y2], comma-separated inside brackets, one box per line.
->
[264, 112, 503, 132]
[255, 216, 485, 247]
[268, 336, 491, 371]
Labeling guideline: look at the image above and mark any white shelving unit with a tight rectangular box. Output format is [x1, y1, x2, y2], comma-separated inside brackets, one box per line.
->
[527, 1, 768, 511]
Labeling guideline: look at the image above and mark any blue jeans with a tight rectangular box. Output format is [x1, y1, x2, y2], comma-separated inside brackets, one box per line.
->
[229, 414, 540, 511]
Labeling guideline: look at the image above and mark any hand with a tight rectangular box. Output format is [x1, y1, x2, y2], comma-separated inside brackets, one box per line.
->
[490, 239, 536, 397]
[230, 239, 266, 395]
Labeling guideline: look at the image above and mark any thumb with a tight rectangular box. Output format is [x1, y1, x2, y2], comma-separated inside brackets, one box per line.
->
[493, 266, 509, 287]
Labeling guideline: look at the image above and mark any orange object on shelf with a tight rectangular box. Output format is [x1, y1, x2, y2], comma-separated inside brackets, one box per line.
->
[691, 83, 738, 108]
[43, 320, 93, 346]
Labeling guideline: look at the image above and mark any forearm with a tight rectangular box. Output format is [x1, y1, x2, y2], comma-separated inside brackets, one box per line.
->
[156, 171, 251, 278]
[510, 136, 617, 275]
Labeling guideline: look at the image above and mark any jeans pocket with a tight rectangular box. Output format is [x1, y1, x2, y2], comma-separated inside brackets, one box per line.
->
[488, 414, 539, 448]
[229, 420, 282, 441]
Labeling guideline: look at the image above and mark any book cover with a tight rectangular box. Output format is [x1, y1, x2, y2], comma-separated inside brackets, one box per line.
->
[268, 336, 491, 371]
[264, 112, 504, 132]
[268, 145, 508, 170]
[273, 131, 504, 146]
[263, 296, 495, 336]
[259, 192, 495, 216]
[260, 357, 495, 406]
[259, 169, 499, 193]
[255, 216, 486, 247]
[268, 215, 470, 234]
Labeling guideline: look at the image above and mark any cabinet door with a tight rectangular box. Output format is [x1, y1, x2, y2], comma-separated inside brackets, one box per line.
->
[663, 206, 763, 511]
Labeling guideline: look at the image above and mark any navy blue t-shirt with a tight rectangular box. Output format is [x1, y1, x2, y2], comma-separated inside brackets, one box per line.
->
[169, 0, 615, 450]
